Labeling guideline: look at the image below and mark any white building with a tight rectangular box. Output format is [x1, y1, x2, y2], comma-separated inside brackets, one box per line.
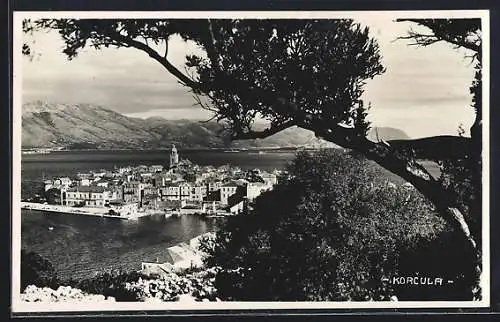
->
[220, 181, 239, 205]
[161, 182, 192, 201]
[260, 172, 278, 186]
[63, 186, 119, 207]
[228, 199, 245, 214]
[189, 185, 207, 202]
[161, 185, 180, 201]
[43, 180, 54, 191]
[45, 177, 73, 191]
[207, 181, 222, 192]
[117, 166, 132, 175]
[246, 181, 271, 201]
[79, 178, 91, 186]
[59, 177, 72, 187]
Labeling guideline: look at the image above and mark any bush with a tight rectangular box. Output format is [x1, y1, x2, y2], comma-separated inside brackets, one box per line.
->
[438, 157, 481, 249]
[63, 271, 148, 301]
[20, 249, 60, 291]
[124, 269, 219, 302]
[202, 149, 469, 301]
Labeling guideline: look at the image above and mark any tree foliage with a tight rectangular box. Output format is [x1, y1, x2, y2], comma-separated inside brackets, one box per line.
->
[43, 187, 61, 204]
[397, 18, 483, 297]
[63, 271, 147, 301]
[188, 20, 384, 138]
[202, 150, 473, 301]
[396, 19, 481, 53]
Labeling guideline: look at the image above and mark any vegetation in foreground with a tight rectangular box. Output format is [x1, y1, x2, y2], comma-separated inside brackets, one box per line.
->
[202, 149, 476, 301]
[21, 249, 218, 302]
[23, 17, 482, 297]
[21, 150, 477, 302]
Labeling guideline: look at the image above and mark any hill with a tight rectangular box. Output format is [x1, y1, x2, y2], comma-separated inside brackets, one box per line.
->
[21, 102, 337, 149]
[22, 102, 159, 149]
[367, 127, 410, 141]
[21, 101, 410, 150]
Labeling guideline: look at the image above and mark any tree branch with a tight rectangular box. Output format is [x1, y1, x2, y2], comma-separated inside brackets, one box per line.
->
[231, 120, 296, 140]
[396, 19, 481, 53]
[301, 122, 455, 207]
[108, 33, 199, 88]
[206, 19, 220, 69]
[301, 121, 478, 253]
[387, 135, 473, 160]
[107, 33, 474, 160]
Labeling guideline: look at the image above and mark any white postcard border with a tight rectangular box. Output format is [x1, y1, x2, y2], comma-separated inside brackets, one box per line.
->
[11, 9, 491, 313]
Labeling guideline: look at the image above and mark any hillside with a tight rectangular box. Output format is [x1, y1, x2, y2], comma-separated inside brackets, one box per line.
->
[22, 102, 159, 149]
[21, 101, 409, 150]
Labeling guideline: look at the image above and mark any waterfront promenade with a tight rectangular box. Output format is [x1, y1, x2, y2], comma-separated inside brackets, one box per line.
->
[20, 202, 153, 220]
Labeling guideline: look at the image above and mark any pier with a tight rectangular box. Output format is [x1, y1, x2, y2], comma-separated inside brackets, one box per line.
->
[20, 202, 155, 220]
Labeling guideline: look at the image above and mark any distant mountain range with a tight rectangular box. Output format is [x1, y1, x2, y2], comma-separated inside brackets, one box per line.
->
[21, 101, 410, 150]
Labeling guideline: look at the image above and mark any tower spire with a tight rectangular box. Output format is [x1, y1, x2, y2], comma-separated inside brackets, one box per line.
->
[170, 143, 179, 168]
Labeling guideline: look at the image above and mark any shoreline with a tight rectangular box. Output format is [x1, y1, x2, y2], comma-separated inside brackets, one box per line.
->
[20, 202, 155, 220]
[20, 146, 306, 154]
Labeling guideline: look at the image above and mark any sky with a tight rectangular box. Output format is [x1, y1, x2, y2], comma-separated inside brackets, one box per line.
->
[20, 15, 477, 139]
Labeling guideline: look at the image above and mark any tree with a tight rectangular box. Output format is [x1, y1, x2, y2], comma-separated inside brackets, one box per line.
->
[22, 18, 483, 294]
[395, 18, 482, 168]
[203, 150, 471, 301]
[395, 18, 483, 297]
[44, 187, 61, 204]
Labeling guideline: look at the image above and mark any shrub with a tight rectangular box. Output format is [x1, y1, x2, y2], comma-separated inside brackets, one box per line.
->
[63, 271, 148, 301]
[202, 149, 468, 301]
[20, 249, 60, 291]
[124, 269, 219, 302]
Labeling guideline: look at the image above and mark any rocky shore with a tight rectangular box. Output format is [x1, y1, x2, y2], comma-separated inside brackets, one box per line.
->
[21, 285, 117, 303]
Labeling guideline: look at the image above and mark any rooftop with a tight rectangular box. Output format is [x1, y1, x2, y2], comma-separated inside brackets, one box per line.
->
[67, 186, 110, 193]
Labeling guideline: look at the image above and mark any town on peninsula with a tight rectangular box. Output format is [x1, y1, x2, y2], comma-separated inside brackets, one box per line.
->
[21, 145, 282, 220]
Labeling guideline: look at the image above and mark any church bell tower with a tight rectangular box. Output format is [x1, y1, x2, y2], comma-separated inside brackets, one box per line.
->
[170, 144, 179, 168]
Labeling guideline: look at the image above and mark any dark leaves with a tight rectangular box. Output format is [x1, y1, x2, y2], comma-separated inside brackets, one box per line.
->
[202, 150, 450, 301]
[23, 18, 383, 140]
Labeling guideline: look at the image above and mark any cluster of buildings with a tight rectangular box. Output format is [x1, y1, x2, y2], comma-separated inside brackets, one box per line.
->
[42, 145, 282, 216]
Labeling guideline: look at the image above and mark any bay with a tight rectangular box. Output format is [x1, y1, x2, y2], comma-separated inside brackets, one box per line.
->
[19, 149, 297, 280]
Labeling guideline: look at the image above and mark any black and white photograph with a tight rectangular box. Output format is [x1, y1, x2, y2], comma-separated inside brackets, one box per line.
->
[11, 10, 490, 312]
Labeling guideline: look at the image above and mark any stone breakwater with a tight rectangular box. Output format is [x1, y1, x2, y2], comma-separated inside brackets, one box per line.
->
[20, 202, 151, 220]
[21, 285, 116, 303]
